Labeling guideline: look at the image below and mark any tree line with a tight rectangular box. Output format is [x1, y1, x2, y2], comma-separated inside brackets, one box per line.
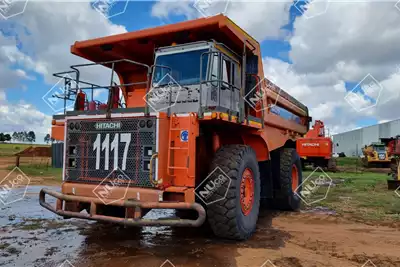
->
[0, 132, 56, 144]
[43, 134, 55, 144]
[0, 131, 36, 143]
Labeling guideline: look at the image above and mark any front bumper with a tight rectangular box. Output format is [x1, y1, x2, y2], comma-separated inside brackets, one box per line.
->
[39, 188, 206, 227]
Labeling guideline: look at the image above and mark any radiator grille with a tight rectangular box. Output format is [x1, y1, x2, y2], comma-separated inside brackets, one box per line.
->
[64, 117, 157, 188]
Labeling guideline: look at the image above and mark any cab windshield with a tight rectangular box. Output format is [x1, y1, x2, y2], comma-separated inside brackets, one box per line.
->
[152, 49, 209, 86]
[373, 145, 386, 152]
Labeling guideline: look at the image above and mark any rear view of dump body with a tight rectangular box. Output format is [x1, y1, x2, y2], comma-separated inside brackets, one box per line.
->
[41, 15, 310, 240]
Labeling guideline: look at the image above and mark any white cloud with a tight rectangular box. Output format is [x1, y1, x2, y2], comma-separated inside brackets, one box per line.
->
[0, 1, 128, 140]
[1, 0, 400, 137]
[267, 2, 400, 134]
[0, 95, 51, 139]
[151, 0, 291, 41]
[151, 1, 400, 134]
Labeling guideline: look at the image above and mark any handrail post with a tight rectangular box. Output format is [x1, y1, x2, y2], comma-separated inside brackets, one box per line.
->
[240, 41, 246, 124]
[145, 68, 151, 116]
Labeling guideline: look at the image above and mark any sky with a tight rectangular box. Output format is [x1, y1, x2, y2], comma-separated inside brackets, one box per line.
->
[1, 0, 400, 144]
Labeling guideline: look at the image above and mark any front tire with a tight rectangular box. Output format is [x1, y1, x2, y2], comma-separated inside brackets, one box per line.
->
[206, 145, 260, 240]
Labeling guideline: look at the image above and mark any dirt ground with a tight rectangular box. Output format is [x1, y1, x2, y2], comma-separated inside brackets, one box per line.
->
[0, 156, 60, 186]
[0, 156, 399, 267]
[0, 186, 398, 267]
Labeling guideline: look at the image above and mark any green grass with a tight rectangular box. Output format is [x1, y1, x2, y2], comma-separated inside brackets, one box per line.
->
[0, 143, 50, 157]
[336, 157, 362, 167]
[302, 170, 400, 223]
[7, 165, 62, 179]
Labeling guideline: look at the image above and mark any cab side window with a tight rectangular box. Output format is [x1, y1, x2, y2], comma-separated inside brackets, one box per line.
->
[222, 58, 230, 86]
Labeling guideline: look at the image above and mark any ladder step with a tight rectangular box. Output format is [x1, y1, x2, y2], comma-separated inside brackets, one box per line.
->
[169, 147, 188, 150]
[168, 166, 188, 170]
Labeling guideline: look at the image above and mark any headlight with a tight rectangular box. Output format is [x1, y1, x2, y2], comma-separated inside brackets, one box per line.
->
[69, 123, 74, 130]
[139, 120, 146, 128]
[147, 120, 153, 128]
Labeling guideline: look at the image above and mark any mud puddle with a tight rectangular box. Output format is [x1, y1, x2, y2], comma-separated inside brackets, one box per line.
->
[0, 186, 286, 267]
[0, 187, 400, 267]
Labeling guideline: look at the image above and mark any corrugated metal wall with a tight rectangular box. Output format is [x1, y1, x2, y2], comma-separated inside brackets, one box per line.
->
[52, 143, 64, 168]
[333, 118, 400, 156]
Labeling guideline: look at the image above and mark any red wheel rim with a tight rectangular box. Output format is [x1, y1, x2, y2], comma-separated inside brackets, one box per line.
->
[292, 164, 299, 192]
[240, 168, 255, 216]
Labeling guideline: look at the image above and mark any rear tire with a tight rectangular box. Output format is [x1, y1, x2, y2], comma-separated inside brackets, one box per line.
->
[206, 145, 260, 240]
[271, 148, 302, 211]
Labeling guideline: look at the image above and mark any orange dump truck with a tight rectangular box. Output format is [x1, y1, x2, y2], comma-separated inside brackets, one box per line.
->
[40, 15, 310, 240]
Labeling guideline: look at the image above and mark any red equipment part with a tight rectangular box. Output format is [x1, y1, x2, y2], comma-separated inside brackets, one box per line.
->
[304, 120, 325, 138]
[296, 120, 336, 171]
[98, 103, 108, 110]
[75, 90, 86, 111]
[88, 101, 97, 111]
[112, 87, 120, 109]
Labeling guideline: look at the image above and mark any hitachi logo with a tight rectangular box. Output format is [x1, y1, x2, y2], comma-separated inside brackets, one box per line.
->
[302, 143, 320, 147]
[95, 122, 122, 130]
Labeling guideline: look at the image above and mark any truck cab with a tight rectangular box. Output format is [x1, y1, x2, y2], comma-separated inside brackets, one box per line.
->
[149, 40, 241, 115]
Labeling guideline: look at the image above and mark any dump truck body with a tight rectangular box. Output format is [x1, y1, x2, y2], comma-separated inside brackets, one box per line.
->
[42, 15, 310, 240]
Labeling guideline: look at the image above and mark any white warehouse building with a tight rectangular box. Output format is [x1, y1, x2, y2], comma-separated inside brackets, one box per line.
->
[332, 118, 400, 157]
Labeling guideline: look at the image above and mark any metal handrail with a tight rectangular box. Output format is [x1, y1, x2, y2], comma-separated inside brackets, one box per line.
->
[52, 59, 151, 114]
[147, 64, 172, 116]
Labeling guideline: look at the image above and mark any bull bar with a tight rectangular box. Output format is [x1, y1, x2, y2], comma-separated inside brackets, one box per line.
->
[39, 188, 206, 227]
